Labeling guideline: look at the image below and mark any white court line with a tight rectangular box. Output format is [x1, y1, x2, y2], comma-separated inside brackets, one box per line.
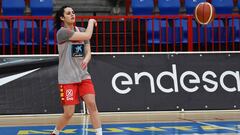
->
[196, 121, 240, 132]
[182, 118, 240, 133]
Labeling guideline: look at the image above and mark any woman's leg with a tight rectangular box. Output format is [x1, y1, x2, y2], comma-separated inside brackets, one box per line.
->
[52, 105, 75, 134]
[83, 94, 102, 134]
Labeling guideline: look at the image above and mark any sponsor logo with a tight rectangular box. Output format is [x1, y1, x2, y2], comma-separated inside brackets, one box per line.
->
[72, 44, 84, 57]
[112, 64, 240, 94]
[0, 68, 40, 86]
[66, 89, 74, 101]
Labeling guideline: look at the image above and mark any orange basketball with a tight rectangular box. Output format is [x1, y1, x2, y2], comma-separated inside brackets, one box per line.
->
[194, 2, 215, 25]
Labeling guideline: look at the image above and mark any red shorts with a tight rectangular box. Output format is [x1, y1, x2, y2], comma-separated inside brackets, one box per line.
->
[59, 79, 95, 105]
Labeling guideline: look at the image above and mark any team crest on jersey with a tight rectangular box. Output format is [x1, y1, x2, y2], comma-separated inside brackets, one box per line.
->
[66, 89, 74, 101]
[72, 44, 84, 57]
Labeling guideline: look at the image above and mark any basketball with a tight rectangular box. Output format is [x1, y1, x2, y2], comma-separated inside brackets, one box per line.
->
[194, 2, 215, 25]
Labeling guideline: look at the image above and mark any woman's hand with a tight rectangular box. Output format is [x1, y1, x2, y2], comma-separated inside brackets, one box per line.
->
[81, 59, 89, 70]
[89, 19, 97, 27]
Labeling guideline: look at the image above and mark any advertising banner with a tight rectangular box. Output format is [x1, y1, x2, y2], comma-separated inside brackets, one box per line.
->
[90, 53, 240, 112]
[0, 53, 240, 114]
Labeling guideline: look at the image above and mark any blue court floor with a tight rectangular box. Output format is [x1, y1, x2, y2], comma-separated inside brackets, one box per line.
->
[1, 121, 240, 135]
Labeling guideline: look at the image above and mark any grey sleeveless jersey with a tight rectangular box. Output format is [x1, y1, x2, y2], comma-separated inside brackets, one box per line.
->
[57, 27, 91, 84]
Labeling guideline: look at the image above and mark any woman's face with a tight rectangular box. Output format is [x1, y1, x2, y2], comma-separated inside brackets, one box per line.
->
[62, 7, 75, 24]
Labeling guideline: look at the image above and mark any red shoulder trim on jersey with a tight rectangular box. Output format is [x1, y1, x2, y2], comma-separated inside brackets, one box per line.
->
[59, 41, 66, 45]
[70, 40, 83, 43]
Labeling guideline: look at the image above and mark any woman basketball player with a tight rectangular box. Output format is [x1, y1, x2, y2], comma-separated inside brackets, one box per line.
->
[51, 6, 102, 135]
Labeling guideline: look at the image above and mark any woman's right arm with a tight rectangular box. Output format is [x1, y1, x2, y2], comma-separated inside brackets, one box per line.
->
[69, 19, 97, 41]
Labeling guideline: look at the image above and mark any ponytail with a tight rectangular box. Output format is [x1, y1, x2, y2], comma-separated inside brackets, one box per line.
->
[54, 5, 71, 30]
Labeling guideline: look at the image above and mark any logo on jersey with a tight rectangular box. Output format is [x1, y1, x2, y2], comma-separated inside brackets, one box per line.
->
[72, 44, 84, 57]
[66, 89, 74, 101]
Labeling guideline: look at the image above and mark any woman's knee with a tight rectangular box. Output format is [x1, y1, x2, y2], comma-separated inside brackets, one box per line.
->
[63, 105, 75, 119]
[83, 95, 98, 113]
[63, 111, 74, 119]
[86, 101, 98, 113]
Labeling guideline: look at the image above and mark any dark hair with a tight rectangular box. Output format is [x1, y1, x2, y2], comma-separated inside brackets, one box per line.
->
[54, 5, 71, 30]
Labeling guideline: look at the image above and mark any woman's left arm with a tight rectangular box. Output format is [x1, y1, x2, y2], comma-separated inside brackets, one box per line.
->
[81, 44, 91, 70]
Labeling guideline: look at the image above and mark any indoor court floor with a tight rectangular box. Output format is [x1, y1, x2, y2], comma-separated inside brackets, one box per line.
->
[1, 111, 240, 135]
